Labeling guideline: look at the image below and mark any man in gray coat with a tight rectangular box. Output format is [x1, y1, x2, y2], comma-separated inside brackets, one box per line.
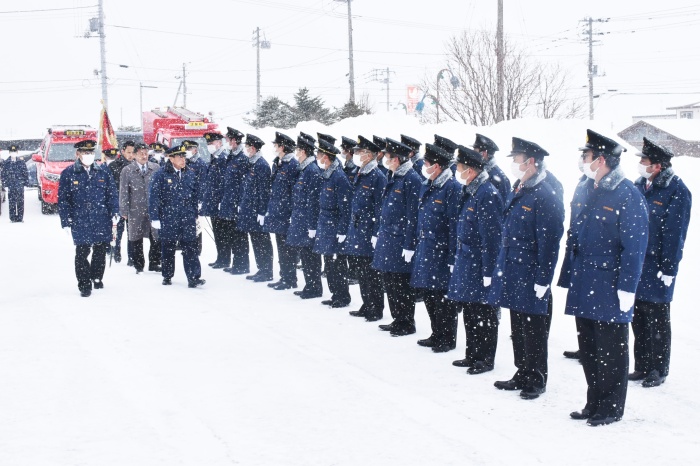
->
[119, 142, 161, 273]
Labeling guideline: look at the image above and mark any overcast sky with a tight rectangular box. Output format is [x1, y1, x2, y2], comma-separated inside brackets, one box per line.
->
[1, 0, 699, 138]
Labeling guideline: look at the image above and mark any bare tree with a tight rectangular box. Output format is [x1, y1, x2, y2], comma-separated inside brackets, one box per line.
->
[536, 63, 585, 119]
[420, 30, 583, 124]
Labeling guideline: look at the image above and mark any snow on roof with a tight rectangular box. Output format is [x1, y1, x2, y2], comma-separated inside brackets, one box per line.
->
[634, 119, 700, 141]
[666, 101, 700, 110]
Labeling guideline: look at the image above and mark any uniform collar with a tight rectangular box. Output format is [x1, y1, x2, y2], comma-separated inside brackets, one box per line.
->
[463, 169, 489, 196]
[248, 152, 262, 164]
[394, 161, 413, 177]
[596, 165, 626, 191]
[358, 160, 378, 175]
[427, 166, 453, 188]
[636, 167, 674, 189]
[299, 156, 315, 171]
[322, 159, 341, 179]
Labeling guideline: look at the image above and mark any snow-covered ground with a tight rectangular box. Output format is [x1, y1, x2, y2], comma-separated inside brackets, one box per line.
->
[1, 117, 699, 465]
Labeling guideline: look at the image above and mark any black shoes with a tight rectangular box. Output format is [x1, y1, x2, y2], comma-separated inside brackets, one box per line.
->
[349, 310, 366, 317]
[520, 386, 545, 400]
[642, 370, 666, 388]
[135, 268, 143, 274]
[252, 274, 273, 283]
[365, 315, 382, 322]
[127, 259, 134, 267]
[321, 299, 334, 306]
[431, 343, 456, 353]
[294, 290, 304, 296]
[587, 414, 621, 427]
[211, 262, 227, 269]
[114, 252, 122, 263]
[149, 265, 162, 272]
[570, 409, 593, 420]
[563, 350, 580, 359]
[494, 377, 524, 391]
[208, 261, 219, 267]
[417, 336, 436, 347]
[79, 289, 92, 297]
[226, 267, 249, 275]
[331, 301, 350, 309]
[467, 361, 494, 375]
[268, 281, 297, 290]
[188, 278, 206, 288]
[246, 273, 259, 280]
[162, 278, 172, 286]
[390, 327, 416, 337]
[378, 322, 394, 331]
[452, 358, 473, 368]
[628, 371, 647, 381]
[299, 291, 322, 299]
[93, 280, 104, 289]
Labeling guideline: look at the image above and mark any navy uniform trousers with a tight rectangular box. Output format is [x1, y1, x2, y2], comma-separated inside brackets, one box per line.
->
[298, 246, 322, 295]
[75, 242, 108, 292]
[424, 290, 458, 348]
[275, 234, 298, 285]
[161, 239, 201, 281]
[323, 253, 350, 305]
[383, 272, 416, 332]
[7, 187, 25, 222]
[455, 302, 499, 365]
[509, 295, 553, 390]
[219, 218, 249, 273]
[632, 300, 671, 377]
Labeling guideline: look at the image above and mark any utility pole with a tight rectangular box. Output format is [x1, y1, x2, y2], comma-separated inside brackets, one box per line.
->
[182, 63, 187, 107]
[98, 0, 108, 110]
[334, 0, 355, 103]
[582, 17, 608, 120]
[252, 27, 271, 108]
[496, 0, 504, 122]
[368, 68, 394, 111]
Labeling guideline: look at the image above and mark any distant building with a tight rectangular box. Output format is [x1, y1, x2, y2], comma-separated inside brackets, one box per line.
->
[618, 119, 700, 158]
[632, 102, 700, 123]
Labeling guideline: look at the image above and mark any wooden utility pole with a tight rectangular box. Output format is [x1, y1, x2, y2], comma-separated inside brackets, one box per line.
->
[496, 0, 504, 122]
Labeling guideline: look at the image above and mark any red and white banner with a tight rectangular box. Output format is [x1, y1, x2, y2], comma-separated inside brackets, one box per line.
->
[407, 85, 421, 114]
[98, 104, 118, 152]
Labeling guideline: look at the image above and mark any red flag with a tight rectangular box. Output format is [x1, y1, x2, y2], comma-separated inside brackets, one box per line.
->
[99, 104, 118, 152]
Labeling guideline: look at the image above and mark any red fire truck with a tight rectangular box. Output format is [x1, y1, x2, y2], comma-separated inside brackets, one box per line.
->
[32, 125, 98, 214]
[142, 107, 219, 162]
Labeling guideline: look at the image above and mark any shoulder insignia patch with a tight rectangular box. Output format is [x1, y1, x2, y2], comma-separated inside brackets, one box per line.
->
[521, 205, 532, 212]
[603, 206, 614, 211]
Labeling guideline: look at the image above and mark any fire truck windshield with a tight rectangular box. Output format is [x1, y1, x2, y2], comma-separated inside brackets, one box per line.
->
[47, 143, 78, 162]
[171, 137, 211, 162]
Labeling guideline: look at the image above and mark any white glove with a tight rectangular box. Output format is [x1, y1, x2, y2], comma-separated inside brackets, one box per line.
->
[371, 236, 377, 248]
[151, 220, 161, 230]
[63, 226, 72, 237]
[618, 290, 635, 312]
[257, 214, 265, 226]
[402, 249, 414, 263]
[112, 214, 120, 224]
[237, 206, 241, 212]
[449, 265, 454, 273]
[308, 230, 316, 238]
[483, 277, 492, 287]
[196, 217, 202, 235]
[660, 274, 675, 287]
[534, 283, 549, 299]
[337, 235, 346, 243]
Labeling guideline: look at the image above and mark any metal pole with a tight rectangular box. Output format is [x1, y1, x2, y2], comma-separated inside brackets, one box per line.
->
[436, 73, 440, 123]
[496, 0, 504, 122]
[256, 27, 261, 107]
[386, 67, 390, 112]
[182, 63, 187, 108]
[98, 0, 108, 110]
[588, 17, 594, 120]
[347, 0, 355, 103]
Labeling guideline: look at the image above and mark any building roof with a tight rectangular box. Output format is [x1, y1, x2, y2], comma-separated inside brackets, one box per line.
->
[666, 101, 700, 110]
[634, 119, 700, 141]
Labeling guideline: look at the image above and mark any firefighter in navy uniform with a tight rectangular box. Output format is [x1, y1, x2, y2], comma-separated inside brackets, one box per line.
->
[411, 143, 462, 353]
[344, 135, 387, 321]
[313, 138, 352, 308]
[200, 132, 226, 267]
[433, 134, 459, 175]
[488, 137, 565, 400]
[563, 130, 648, 426]
[218, 128, 251, 275]
[631, 137, 692, 388]
[148, 142, 167, 167]
[183, 140, 208, 256]
[1, 145, 28, 222]
[472, 133, 510, 202]
[58, 139, 119, 297]
[148, 144, 205, 288]
[289, 133, 324, 299]
[264, 132, 301, 290]
[401, 134, 425, 181]
[448, 145, 504, 374]
[238, 134, 274, 282]
[372, 138, 422, 336]
[373, 136, 389, 177]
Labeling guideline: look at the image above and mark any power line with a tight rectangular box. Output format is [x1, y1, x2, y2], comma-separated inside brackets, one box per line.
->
[0, 5, 97, 14]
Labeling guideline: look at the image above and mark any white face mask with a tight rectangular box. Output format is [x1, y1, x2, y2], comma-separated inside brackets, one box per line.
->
[316, 159, 324, 169]
[421, 165, 432, 179]
[582, 160, 598, 180]
[207, 144, 217, 154]
[186, 150, 196, 160]
[577, 157, 584, 173]
[81, 153, 96, 166]
[382, 157, 392, 170]
[352, 153, 363, 166]
[637, 163, 653, 179]
[510, 161, 527, 180]
[456, 169, 469, 186]
[152, 153, 162, 161]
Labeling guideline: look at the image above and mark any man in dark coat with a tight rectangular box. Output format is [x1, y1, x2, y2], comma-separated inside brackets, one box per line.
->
[564, 129, 648, 426]
[289, 133, 324, 299]
[217, 128, 250, 275]
[119, 142, 161, 274]
[109, 140, 135, 264]
[373, 135, 390, 177]
[631, 137, 692, 388]
[344, 135, 387, 321]
[200, 132, 226, 267]
[1, 145, 28, 222]
[313, 139, 352, 308]
[448, 145, 503, 374]
[148, 145, 205, 288]
[264, 132, 300, 290]
[411, 143, 462, 353]
[372, 138, 422, 336]
[58, 139, 119, 297]
[488, 137, 565, 400]
[401, 134, 425, 182]
[472, 133, 511, 202]
[238, 134, 274, 282]
[148, 142, 167, 167]
[183, 140, 208, 256]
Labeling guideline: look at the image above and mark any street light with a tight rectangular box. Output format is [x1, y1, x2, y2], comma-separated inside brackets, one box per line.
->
[140, 82, 158, 126]
[436, 68, 460, 123]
